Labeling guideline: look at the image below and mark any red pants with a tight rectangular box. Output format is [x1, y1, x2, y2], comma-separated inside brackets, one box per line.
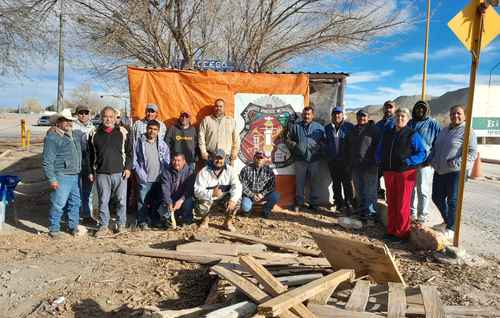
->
[384, 169, 417, 238]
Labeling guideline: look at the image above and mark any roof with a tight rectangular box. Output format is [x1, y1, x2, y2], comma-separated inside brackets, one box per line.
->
[128, 66, 349, 79]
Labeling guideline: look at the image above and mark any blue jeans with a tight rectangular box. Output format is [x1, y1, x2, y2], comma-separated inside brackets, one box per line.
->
[79, 172, 94, 218]
[137, 181, 161, 225]
[96, 173, 127, 227]
[295, 160, 321, 206]
[411, 165, 433, 220]
[352, 167, 378, 216]
[158, 196, 195, 224]
[432, 171, 460, 230]
[241, 191, 280, 217]
[49, 174, 81, 232]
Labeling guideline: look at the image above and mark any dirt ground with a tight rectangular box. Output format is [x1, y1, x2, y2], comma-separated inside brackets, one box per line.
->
[0, 143, 499, 318]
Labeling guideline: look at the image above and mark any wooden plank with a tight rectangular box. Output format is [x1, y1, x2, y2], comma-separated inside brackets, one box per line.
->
[211, 265, 299, 318]
[119, 248, 221, 265]
[240, 255, 317, 318]
[204, 301, 257, 318]
[345, 280, 370, 312]
[278, 273, 324, 287]
[150, 303, 224, 318]
[407, 305, 500, 316]
[307, 304, 384, 318]
[387, 282, 406, 318]
[258, 269, 355, 317]
[420, 286, 445, 318]
[309, 230, 405, 285]
[177, 242, 267, 257]
[220, 231, 321, 257]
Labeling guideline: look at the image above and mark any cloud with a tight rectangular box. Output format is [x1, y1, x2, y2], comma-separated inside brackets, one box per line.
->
[395, 51, 424, 62]
[348, 70, 394, 84]
[432, 46, 465, 59]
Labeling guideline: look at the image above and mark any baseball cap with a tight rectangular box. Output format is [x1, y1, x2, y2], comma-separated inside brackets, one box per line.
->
[146, 103, 158, 112]
[356, 109, 368, 116]
[75, 105, 90, 113]
[180, 111, 190, 118]
[254, 151, 265, 158]
[383, 100, 396, 108]
[331, 107, 343, 114]
[214, 149, 226, 158]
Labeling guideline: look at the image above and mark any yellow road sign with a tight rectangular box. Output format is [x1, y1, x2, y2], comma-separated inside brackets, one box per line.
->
[448, 0, 500, 51]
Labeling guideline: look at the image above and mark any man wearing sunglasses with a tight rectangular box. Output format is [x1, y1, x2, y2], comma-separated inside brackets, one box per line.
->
[132, 103, 166, 143]
[73, 105, 96, 225]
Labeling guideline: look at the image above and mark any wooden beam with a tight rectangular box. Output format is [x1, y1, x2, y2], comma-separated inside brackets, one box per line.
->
[150, 303, 224, 318]
[204, 301, 257, 318]
[220, 231, 321, 257]
[387, 282, 406, 318]
[176, 242, 267, 257]
[345, 280, 370, 312]
[258, 270, 355, 317]
[420, 286, 445, 318]
[240, 255, 317, 318]
[211, 265, 299, 318]
[307, 304, 384, 318]
[309, 230, 405, 285]
[118, 248, 221, 265]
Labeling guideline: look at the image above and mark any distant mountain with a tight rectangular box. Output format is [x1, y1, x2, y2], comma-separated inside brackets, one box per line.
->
[347, 87, 468, 123]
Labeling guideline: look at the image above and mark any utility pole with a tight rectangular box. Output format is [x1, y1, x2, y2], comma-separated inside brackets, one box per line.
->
[421, 0, 431, 101]
[56, 0, 65, 112]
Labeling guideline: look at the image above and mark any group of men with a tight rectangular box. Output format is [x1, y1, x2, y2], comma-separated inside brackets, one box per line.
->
[42, 99, 279, 238]
[42, 97, 475, 241]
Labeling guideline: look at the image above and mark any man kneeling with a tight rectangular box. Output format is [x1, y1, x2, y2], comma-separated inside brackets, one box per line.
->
[194, 149, 242, 231]
[240, 151, 280, 218]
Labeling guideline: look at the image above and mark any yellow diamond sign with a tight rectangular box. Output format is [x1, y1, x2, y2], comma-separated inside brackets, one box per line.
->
[448, 0, 500, 51]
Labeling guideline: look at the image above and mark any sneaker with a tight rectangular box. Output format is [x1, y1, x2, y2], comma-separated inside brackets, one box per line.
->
[117, 224, 127, 233]
[138, 223, 150, 231]
[95, 226, 111, 237]
[445, 229, 455, 241]
[49, 231, 64, 240]
[81, 217, 98, 227]
[432, 222, 447, 232]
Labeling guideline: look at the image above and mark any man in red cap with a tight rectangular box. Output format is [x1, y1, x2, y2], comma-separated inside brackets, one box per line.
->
[165, 111, 198, 169]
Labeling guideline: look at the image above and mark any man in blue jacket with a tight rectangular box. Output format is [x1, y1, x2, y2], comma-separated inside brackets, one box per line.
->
[286, 106, 325, 211]
[42, 109, 82, 239]
[324, 107, 354, 211]
[408, 101, 441, 224]
[133, 120, 170, 230]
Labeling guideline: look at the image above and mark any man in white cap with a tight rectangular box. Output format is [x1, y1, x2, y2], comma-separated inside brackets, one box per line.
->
[42, 109, 82, 239]
[72, 105, 96, 225]
[132, 103, 166, 143]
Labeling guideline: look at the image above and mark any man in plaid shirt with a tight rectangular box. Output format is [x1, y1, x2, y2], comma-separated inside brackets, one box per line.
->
[239, 151, 280, 218]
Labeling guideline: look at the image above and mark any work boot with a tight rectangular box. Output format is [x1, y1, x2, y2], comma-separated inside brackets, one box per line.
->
[198, 215, 209, 231]
[49, 231, 64, 240]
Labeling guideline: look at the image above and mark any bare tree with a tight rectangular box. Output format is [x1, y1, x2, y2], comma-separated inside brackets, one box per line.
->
[2, 0, 414, 75]
[21, 97, 42, 113]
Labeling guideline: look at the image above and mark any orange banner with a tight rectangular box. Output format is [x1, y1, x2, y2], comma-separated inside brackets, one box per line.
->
[128, 67, 310, 206]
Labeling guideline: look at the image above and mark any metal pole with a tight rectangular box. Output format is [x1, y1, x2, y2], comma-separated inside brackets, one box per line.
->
[421, 0, 431, 101]
[453, 0, 484, 247]
[56, 0, 65, 112]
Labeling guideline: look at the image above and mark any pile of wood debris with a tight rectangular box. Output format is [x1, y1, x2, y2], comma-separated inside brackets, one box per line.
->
[115, 229, 499, 318]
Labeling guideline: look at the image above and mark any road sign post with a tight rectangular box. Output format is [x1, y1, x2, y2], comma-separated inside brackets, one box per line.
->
[448, 0, 499, 247]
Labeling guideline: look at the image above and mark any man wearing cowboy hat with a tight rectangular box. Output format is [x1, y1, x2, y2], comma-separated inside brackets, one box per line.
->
[42, 109, 83, 239]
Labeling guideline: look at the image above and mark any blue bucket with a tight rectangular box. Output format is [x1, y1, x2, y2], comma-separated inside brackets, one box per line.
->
[0, 175, 21, 230]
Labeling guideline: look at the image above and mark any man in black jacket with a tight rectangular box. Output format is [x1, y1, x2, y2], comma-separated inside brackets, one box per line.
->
[346, 110, 380, 221]
[89, 106, 133, 236]
[165, 112, 197, 169]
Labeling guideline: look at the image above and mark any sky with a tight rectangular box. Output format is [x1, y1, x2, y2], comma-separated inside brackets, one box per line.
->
[0, 0, 498, 110]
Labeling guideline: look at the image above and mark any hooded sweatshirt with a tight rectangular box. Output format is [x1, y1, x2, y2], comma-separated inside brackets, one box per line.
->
[408, 104, 441, 163]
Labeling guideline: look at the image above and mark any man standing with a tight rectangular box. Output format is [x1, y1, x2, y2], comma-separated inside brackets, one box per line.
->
[132, 103, 166, 142]
[286, 106, 324, 211]
[42, 109, 82, 238]
[375, 100, 397, 199]
[72, 105, 95, 224]
[408, 101, 441, 224]
[198, 99, 239, 166]
[431, 105, 477, 241]
[89, 106, 133, 236]
[158, 153, 196, 228]
[165, 112, 197, 169]
[324, 107, 354, 211]
[346, 110, 380, 221]
[239, 151, 280, 218]
[194, 149, 242, 231]
[133, 120, 170, 230]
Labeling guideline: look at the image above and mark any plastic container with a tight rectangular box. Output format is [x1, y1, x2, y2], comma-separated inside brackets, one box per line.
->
[0, 175, 22, 230]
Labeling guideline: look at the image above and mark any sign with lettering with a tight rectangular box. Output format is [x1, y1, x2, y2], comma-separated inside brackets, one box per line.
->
[472, 117, 500, 136]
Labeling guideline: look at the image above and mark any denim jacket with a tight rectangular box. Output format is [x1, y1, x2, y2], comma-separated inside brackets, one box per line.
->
[324, 121, 354, 161]
[286, 120, 325, 162]
[42, 129, 82, 183]
[133, 134, 170, 184]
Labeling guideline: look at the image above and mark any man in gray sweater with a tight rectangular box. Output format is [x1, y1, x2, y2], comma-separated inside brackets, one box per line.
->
[430, 105, 477, 240]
